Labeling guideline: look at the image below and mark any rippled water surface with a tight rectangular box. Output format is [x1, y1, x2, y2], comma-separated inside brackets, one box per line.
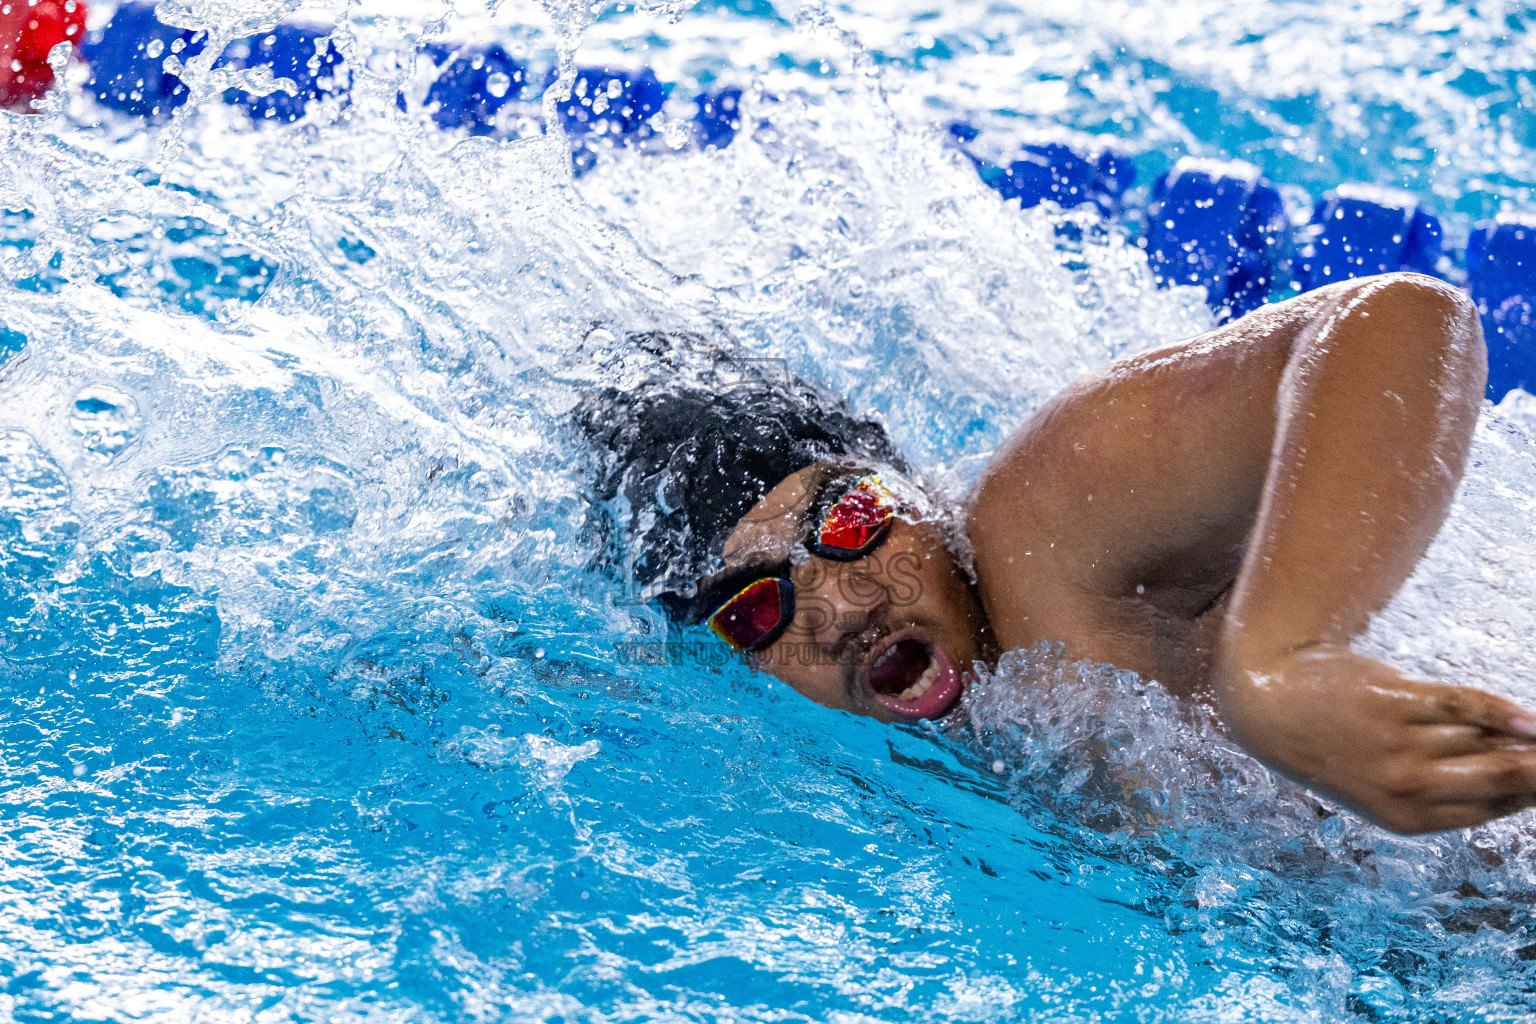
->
[2, 0, 1536, 1020]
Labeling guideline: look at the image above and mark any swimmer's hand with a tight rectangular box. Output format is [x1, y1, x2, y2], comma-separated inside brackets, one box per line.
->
[1219, 643, 1536, 834]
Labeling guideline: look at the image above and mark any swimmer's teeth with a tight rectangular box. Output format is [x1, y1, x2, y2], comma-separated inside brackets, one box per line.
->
[898, 657, 941, 702]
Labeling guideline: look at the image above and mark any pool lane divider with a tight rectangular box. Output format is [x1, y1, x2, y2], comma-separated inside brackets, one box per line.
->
[1470, 215, 1536, 400]
[72, 6, 742, 147]
[946, 121, 1134, 218]
[214, 21, 345, 123]
[1292, 184, 1445, 291]
[935, 129, 1531, 402]
[12, 2, 1536, 401]
[407, 42, 525, 133]
[79, 0, 197, 117]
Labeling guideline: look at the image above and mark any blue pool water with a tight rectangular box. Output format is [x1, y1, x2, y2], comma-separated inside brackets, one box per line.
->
[3, 1, 1536, 1020]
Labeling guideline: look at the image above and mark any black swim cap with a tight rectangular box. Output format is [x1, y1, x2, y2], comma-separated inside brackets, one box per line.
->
[576, 341, 903, 619]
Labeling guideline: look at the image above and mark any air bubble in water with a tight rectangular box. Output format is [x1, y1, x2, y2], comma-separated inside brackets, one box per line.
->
[485, 72, 511, 98]
[144, 38, 164, 59]
[70, 386, 141, 460]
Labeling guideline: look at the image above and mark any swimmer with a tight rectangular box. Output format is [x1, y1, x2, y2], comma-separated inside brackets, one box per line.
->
[582, 272, 1536, 835]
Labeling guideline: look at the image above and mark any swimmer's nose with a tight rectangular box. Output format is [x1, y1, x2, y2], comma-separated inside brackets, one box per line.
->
[789, 559, 890, 648]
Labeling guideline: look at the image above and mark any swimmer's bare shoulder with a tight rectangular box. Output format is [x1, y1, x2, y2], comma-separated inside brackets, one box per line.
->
[967, 272, 1536, 834]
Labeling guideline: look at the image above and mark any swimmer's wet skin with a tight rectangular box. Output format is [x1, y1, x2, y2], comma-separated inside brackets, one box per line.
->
[590, 272, 1536, 836]
[967, 271, 1532, 835]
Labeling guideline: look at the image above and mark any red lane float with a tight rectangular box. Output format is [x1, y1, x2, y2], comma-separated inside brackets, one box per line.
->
[0, 0, 87, 110]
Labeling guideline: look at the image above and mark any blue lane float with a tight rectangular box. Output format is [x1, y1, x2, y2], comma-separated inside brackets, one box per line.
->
[82, 0, 206, 117]
[1469, 215, 1536, 402]
[1144, 158, 1288, 320]
[1291, 184, 1444, 291]
[84, 3, 345, 122]
[411, 43, 526, 134]
[551, 65, 669, 140]
[214, 22, 346, 123]
[693, 86, 742, 150]
[546, 65, 671, 173]
[947, 123, 1134, 216]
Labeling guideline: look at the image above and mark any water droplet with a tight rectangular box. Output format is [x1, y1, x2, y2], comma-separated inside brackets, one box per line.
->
[70, 386, 141, 460]
[991, 759, 1005, 774]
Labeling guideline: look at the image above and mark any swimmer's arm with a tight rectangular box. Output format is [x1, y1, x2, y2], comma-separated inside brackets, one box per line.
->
[1209, 275, 1536, 834]
[972, 272, 1536, 833]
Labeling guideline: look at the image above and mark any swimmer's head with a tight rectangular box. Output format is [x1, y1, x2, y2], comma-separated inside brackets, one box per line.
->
[578, 356, 903, 604]
[578, 346, 990, 723]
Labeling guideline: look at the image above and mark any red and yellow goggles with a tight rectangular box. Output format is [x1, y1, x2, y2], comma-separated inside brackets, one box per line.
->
[706, 474, 900, 652]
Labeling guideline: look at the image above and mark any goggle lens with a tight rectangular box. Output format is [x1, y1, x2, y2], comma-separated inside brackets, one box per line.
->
[814, 475, 898, 556]
[707, 576, 794, 652]
[703, 475, 899, 653]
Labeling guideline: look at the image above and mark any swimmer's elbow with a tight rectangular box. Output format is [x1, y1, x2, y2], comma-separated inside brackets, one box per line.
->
[1348, 270, 1475, 319]
[1324, 272, 1487, 398]
[1338, 272, 1479, 340]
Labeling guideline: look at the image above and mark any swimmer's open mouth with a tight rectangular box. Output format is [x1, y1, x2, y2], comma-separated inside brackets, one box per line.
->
[862, 632, 963, 720]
